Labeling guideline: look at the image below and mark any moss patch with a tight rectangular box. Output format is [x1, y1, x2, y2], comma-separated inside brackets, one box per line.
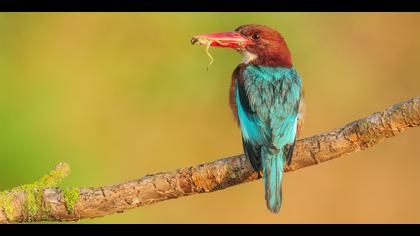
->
[0, 163, 70, 221]
[63, 188, 80, 214]
[0, 191, 15, 221]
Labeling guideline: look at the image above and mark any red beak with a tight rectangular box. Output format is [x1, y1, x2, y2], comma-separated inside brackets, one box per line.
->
[191, 32, 253, 49]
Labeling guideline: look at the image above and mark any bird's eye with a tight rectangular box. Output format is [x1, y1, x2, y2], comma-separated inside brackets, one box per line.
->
[251, 33, 261, 41]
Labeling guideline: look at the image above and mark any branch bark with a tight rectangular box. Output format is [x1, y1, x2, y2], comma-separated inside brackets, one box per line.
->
[1, 97, 419, 223]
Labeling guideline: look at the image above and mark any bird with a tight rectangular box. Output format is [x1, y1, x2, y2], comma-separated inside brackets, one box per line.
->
[192, 24, 304, 213]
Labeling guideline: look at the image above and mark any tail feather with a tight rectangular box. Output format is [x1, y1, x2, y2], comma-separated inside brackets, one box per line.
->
[262, 147, 284, 213]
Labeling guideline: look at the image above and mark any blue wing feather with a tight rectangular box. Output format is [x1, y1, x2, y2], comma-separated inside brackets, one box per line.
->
[237, 64, 301, 213]
[236, 85, 270, 146]
[236, 83, 270, 171]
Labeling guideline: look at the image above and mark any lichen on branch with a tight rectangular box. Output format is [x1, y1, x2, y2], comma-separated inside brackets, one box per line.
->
[63, 188, 80, 214]
[0, 163, 70, 222]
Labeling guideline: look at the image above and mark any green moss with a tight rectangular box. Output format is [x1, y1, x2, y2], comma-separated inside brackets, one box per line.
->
[36, 163, 69, 188]
[0, 191, 15, 221]
[21, 187, 42, 220]
[63, 188, 80, 214]
[0, 163, 70, 221]
[0, 183, 44, 221]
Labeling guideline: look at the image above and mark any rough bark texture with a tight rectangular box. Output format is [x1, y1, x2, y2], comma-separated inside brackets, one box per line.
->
[0, 97, 419, 223]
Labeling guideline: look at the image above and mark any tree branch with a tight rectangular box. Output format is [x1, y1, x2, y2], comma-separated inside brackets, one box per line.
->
[1, 97, 419, 223]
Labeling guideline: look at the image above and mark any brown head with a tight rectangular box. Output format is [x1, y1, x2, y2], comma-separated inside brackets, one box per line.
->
[191, 24, 292, 67]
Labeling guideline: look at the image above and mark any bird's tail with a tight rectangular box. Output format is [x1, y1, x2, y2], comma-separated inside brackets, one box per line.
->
[262, 147, 284, 213]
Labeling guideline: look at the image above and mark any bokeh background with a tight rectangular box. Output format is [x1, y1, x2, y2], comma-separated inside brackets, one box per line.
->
[0, 12, 419, 223]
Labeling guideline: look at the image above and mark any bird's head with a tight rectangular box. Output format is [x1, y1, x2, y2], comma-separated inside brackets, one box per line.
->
[191, 24, 292, 67]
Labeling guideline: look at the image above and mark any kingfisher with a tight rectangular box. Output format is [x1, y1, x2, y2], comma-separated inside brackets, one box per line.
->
[192, 24, 304, 213]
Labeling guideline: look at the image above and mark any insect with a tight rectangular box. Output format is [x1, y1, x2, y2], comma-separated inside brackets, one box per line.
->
[191, 33, 247, 70]
[191, 37, 215, 70]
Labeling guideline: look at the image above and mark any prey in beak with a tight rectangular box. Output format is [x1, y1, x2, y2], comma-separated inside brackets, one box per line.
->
[191, 31, 253, 69]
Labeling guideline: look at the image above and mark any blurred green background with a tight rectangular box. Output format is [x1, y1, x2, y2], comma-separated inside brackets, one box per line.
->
[0, 13, 419, 223]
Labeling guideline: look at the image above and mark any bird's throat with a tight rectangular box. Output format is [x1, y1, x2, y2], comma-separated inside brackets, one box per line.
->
[239, 50, 258, 64]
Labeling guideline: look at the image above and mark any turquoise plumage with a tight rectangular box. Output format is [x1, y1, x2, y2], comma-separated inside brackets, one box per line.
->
[236, 65, 301, 213]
